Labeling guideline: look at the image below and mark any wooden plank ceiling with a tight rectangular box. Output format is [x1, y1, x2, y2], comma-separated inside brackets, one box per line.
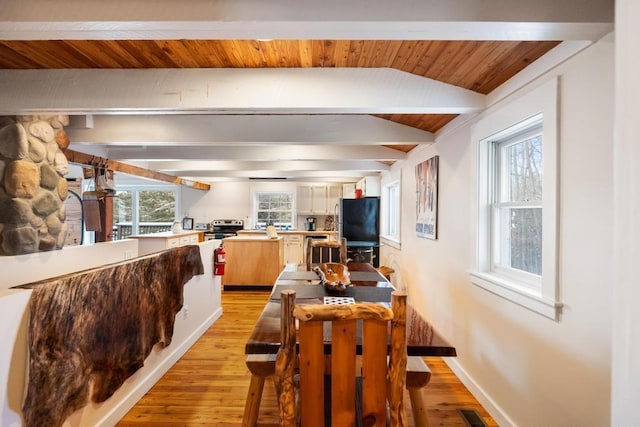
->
[0, 0, 611, 183]
[0, 39, 560, 138]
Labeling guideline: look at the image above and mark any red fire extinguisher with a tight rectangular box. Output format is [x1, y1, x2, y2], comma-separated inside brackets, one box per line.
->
[213, 245, 226, 276]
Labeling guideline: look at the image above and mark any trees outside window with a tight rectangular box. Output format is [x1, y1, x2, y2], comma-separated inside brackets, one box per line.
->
[255, 192, 294, 229]
[138, 190, 176, 223]
[113, 188, 177, 239]
[493, 126, 543, 278]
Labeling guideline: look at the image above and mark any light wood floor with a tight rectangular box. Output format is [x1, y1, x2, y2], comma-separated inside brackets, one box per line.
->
[118, 290, 497, 426]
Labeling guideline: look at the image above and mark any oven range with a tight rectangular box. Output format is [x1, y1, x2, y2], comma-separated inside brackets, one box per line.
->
[204, 219, 244, 240]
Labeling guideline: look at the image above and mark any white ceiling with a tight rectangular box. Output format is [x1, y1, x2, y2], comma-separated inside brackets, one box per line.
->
[0, 0, 614, 184]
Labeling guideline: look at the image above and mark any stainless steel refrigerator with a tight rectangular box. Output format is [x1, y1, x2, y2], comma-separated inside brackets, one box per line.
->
[338, 197, 380, 267]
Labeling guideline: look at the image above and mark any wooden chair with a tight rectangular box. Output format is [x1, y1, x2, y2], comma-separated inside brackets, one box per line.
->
[274, 289, 408, 427]
[376, 266, 395, 282]
[306, 237, 347, 271]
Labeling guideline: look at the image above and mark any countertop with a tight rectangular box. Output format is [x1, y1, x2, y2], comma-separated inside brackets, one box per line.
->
[223, 235, 284, 241]
[236, 230, 337, 236]
[129, 230, 202, 239]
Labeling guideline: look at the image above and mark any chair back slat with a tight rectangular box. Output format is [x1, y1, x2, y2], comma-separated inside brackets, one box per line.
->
[330, 319, 357, 425]
[298, 320, 325, 427]
[362, 319, 388, 424]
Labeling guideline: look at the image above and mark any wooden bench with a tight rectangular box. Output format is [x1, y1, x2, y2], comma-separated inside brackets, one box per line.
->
[243, 354, 432, 426]
[406, 356, 432, 427]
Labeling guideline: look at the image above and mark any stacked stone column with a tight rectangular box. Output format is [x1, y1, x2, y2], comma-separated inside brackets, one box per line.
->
[0, 115, 70, 255]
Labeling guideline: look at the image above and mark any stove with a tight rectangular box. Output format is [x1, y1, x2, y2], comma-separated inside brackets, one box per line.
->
[204, 219, 244, 240]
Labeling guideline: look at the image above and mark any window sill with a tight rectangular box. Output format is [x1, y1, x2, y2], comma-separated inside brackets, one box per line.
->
[380, 236, 401, 250]
[469, 271, 562, 320]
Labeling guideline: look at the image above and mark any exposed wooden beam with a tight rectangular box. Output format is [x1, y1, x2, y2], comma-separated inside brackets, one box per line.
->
[63, 149, 211, 191]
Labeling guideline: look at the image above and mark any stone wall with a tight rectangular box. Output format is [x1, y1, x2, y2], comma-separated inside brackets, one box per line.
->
[0, 115, 70, 255]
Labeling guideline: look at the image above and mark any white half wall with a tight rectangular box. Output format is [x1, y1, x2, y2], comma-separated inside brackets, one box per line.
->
[0, 239, 222, 427]
[379, 39, 614, 426]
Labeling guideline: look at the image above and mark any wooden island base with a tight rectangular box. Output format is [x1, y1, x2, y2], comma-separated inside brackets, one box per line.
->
[221, 236, 285, 290]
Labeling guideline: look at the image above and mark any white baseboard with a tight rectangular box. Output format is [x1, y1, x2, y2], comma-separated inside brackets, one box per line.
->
[95, 307, 224, 426]
[443, 357, 516, 427]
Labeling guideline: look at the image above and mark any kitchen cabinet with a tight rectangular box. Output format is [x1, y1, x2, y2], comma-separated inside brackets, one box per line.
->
[311, 185, 327, 213]
[327, 184, 342, 215]
[297, 184, 342, 214]
[356, 175, 381, 197]
[129, 230, 201, 256]
[297, 185, 321, 214]
[342, 183, 356, 199]
[284, 234, 304, 265]
[221, 236, 285, 288]
[236, 230, 338, 267]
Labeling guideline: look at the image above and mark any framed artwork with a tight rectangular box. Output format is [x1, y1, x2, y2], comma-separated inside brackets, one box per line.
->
[182, 216, 194, 230]
[415, 155, 439, 239]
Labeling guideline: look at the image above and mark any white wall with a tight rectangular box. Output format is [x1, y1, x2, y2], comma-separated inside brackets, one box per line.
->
[0, 239, 222, 427]
[380, 39, 614, 426]
[182, 181, 251, 225]
[611, 0, 640, 424]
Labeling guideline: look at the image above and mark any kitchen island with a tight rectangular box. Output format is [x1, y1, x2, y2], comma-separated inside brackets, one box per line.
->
[222, 235, 285, 289]
[236, 229, 338, 266]
[236, 230, 338, 238]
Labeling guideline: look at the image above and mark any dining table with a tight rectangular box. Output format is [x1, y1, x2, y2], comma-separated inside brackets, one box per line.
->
[242, 262, 457, 426]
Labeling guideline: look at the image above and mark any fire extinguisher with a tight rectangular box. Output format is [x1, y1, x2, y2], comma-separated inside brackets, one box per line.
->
[213, 244, 226, 276]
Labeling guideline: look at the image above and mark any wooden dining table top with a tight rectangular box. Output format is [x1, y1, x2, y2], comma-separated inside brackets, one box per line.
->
[244, 262, 457, 357]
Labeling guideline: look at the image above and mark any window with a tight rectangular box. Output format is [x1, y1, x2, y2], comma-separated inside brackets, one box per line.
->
[254, 191, 294, 229]
[381, 180, 401, 247]
[113, 187, 178, 239]
[471, 78, 561, 320]
[492, 122, 543, 284]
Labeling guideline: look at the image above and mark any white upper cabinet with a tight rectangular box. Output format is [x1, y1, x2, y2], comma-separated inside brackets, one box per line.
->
[342, 183, 356, 199]
[311, 185, 328, 213]
[327, 185, 342, 215]
[297, 185, 312, 213]
[355, 176, 381, 197]
[297, 184, 342, 214]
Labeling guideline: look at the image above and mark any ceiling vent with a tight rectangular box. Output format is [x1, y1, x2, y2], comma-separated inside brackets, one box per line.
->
[249, 177, 287, 180]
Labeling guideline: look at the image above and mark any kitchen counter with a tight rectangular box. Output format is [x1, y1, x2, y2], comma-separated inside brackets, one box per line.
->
[129, 230, 203, 256]
[130, 230, 202, 239]
[222, 236, 285, 289]
[235, 230, 338, 266]
[224, 235, 285, 241]
[236, 230, 338, 237]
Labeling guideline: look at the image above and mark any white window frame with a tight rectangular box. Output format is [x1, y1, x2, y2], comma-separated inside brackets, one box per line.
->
[253, 190, 295, 229]
[112, 183, 180, 237]
[491, 120, 543, 289]
[381, 179, 401, 249]
[470, 77, 562, 320]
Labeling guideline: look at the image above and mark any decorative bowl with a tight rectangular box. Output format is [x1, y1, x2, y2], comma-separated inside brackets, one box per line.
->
[313, 263, 351, 294]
